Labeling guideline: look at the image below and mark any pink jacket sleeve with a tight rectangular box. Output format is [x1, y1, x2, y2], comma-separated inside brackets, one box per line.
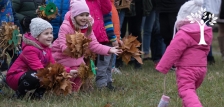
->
[156, 32, 191, 74]
[88, 32, 111, 55]
[49, 49, 55, 64]
[22, 47, 44, 71]
[98, 0, 112, 15]
[57, 23, 71, 52]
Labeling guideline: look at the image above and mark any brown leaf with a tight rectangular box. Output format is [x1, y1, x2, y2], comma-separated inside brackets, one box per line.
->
[118, 34, 143, 65]
[64, 32, 93, 59]
[132, 39, 141, 47]
[77, 63, 94, 92]
[78, 63, 94, 81]
[133, 56, 143, 64]
[0, 22, 21, 58]
[104, 103, 112, 107]
[122, 52, 132, 65]
[60, 79, 68, 90]
[36, 63, 73, 95]
[127, 45, 138, 53]
[80, 78, 94, 92]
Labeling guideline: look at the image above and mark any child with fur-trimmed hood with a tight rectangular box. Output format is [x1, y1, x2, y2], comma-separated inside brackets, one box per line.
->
[6, 18, 55, 99]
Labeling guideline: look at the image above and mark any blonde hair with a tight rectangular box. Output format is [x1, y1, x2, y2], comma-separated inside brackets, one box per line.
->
[73, 18, 92, 37]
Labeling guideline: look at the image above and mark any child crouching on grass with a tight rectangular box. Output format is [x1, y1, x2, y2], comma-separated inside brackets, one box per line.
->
[51, 0, 122, 92]
[156, 0, 213, 107]
[6, 18, 77, 99]
[6, 18, 55, 99]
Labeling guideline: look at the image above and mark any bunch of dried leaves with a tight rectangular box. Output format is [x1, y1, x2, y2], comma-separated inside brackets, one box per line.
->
[84, 48, 97, 61]
[77, 63, 94, 92]
[0, 22, 22, 58]
[118, 34, 143, 64]
[64, 32, 92, 59]
[36, 63, 73, 95]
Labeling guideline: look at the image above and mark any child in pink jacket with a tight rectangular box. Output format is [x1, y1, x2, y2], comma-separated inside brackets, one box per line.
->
[6, 18, 55, 99]
[156, 0, 213, 107]
[51, 0, 122, 92]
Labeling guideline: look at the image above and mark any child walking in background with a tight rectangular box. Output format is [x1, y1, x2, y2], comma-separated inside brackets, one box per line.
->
[6, 18, 55, 99]
[51, 0, 122, 92]
[156, 0, 212, 107]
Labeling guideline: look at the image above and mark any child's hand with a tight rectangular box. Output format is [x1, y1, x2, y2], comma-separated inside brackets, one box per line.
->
[118, 40, 123, 46]
[70, 70, 78, 78]
[112, 41, 119, 47]
[109, 46, 123, 55]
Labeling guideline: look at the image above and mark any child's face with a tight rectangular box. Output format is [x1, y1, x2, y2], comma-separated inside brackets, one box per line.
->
[36, 28, 53, 46]
[75, 12, 89, 26]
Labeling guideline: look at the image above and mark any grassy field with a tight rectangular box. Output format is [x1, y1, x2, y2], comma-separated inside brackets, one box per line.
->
[0, 33, 223, 107]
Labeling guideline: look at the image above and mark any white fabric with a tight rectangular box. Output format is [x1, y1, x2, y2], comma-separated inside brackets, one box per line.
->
[204, 0, 221, 14]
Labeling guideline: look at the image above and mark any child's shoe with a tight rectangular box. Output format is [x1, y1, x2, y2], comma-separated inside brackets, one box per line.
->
[30, 88, 46, 100]
[111, 67, 122, 74]
[11, 91, 25, 99]
[106, 82, 116, 91]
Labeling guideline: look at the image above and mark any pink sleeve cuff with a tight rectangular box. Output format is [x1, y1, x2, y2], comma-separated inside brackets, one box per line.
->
[156, 66, 169, 74]
[65, 67, 71, 73]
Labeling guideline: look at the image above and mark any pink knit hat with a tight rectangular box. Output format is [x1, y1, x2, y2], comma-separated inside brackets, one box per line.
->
[70, 0, 89, 18]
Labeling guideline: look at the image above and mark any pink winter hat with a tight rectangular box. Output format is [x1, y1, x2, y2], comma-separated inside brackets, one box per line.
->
[70, 0, 89, 18]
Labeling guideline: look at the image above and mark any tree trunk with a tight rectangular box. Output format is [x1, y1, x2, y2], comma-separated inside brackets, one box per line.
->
[198, 25, 207, 45]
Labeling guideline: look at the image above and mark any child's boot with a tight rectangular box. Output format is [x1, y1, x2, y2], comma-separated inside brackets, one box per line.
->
[30, 88, 46, 100]
[11, 90, 25, 99]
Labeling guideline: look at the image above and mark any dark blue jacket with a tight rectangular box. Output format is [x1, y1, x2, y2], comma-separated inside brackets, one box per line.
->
[47, 0, 70, 40]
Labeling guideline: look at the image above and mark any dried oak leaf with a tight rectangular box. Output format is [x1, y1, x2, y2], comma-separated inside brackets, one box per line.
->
[118, 34, 143, 64]
[36, 63, 73, 95]
[64, 32, 92, 58]
[77, 63, 94, 92]
[84, 48, 96, 60]
[80, 77, 94, 92]
[77, 63, 94, 81]
[0, 22, 21, 57]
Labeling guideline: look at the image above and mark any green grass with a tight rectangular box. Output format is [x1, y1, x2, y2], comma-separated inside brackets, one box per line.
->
[0, 33, 223, 107]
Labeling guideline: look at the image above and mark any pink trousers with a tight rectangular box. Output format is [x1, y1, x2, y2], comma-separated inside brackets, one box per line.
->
[71, 76, 82, 92]
[176, 67, 207, 107]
